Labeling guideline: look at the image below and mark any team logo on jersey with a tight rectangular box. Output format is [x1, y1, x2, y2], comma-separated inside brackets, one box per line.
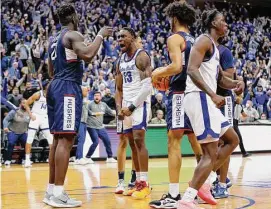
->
[172, 94, 185, 128]
[63, 96, 75, 130]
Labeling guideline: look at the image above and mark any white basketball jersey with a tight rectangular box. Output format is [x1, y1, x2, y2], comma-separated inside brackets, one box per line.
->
[31, 90, 48, 115]
[185, 34, 220, 93]
[119, 49, 148, 102]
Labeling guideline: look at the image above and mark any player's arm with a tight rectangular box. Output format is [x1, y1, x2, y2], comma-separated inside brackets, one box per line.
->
[67, 27, 112, 62]
[115, 59, 124, 119]
[152, 34, 184, 80]
[122, 51, 152, 116]
[25, 92, 40, 120]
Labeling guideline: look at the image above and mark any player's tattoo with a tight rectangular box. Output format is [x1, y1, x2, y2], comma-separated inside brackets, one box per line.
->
[136, 51, 153, 80]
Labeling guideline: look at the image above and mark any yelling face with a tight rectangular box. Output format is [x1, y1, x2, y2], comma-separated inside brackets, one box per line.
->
[118, 30, 134, 53]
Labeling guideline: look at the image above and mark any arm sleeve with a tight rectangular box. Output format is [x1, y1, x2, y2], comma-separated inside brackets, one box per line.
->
[87, 103, 94, 116]
[3, 110, 16, 128]
[132, 77, 152, 107]
[104, 103, 115, 116]
[1, 96, 17, 110]
[220, 48, 234, 71]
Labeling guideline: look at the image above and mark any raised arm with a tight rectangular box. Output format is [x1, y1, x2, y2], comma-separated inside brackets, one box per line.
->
[152, 34, 184, 80]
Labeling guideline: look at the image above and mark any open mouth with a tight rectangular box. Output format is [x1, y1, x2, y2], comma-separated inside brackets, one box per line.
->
[119, 44, 125, 49]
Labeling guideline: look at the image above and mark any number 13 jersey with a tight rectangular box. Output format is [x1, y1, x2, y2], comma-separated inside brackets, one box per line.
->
[119, 49, 147, 102]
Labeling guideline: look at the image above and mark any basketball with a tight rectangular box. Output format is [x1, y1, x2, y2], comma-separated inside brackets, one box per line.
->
[152, 76, 170, 91]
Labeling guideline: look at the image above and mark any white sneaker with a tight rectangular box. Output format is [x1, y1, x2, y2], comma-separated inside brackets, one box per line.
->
[115, 180, 125, 194]
[24, 159, 32, 168]
[78, 158, 88, 165]
[4, 160, 11, 166]
[106, 158, 117, 163]
[85, 158, 94, 164]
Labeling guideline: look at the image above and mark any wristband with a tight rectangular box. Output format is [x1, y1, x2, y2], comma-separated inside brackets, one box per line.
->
[97, 35, 104, 40]
[128, 104, 136, 113]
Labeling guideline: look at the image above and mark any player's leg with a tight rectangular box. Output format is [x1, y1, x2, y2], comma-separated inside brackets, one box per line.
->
[187, 133, 202, 163]
[19, 132, 28, 165]
[85, 127, 99, 163]
[24, 127, 37, 167]
[98, 128, 116, 162]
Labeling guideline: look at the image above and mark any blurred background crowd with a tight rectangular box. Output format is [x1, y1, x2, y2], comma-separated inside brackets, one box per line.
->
[1, 0, 271, 129]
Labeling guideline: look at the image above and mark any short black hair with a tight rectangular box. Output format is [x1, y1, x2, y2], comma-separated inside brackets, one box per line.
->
[123, 27, 137, 39]
[202, 9, 221, 31]
[165, 1, 196, 26]
[57, 4, 76, 26]
[94, 91, 102, 96]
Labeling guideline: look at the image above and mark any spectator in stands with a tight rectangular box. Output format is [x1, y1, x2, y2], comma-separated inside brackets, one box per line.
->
[151, 93, 166, 119]
[254, 84, 269, 116]
[242, 100, 260, 122]
[23, 82, 39, 99]
[7, 87, 23, 107]
[15, 39, 29, 66]
[8, 62, 20, 80]
[3, 98, 32, 166]
[107, 73, 116, 95]
[150, 110, 166, 124]
[102, 88, 116, 124]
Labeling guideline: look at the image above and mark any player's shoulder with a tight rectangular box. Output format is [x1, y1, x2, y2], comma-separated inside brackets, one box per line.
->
[65, 30, 84, 42]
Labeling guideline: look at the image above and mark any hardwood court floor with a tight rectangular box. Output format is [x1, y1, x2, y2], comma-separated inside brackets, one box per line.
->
[1, 154, 271, 209]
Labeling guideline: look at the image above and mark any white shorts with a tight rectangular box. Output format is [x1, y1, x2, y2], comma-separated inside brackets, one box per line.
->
[117, 100, 150, 134]
[184, 92, 230, 144]
[28, 113, 53, 144]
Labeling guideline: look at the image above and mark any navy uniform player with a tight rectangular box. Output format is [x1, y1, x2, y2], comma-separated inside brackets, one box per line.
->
[45, 4, 112, 208]
[149, 2, 202, 208]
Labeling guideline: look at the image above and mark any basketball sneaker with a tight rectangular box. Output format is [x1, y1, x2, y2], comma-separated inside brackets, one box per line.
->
[115, 180, 125, 194]
[212, 177, 232, 188]
[177, 200, 204, 209]
[24, 159, 32, 168]
[43, 192, 52, 204]
[4, 160, 11, 166]
[212, 183, 229, 199]
[197, 183, 217, 205]
[85, 158, 94, 164]
[106, 158, 117, 163]
[123, 182, 137, 196]
[78, 158, 88, 165]
[149, 193, 181, 209]
[131, 181, 151, 199]
[49, 192, 82, 208]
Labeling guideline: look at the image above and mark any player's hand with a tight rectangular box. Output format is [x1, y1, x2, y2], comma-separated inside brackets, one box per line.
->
[234, 81, 245, 95]
[117, 112, 125, 120]
[98, 27, 113, 38]
[211, 94, 225, 108]
[4, 128, 10, 133]
[151, 67, 163, 83]
[121, 107, 132, 117]
[31, 115, 36, 121]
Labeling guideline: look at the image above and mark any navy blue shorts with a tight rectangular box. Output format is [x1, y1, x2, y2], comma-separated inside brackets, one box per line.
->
[166, 91, 192, 133]
[46, 79, 82, 134]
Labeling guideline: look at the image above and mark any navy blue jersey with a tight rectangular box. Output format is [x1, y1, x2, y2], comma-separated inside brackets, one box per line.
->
[216, 45, 234, 96]
[48, 28, 83, 84]
[169, 31, 194, 92]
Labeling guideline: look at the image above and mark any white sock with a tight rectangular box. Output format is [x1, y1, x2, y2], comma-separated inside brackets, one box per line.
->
[205, 171, 217, 185]
[219, 182, 227, 188]
[26, 154, 30, 161]
[169, 183, 179, 198]
[140, 172, 148, 181]
[47, 184, 55, 195]
[53, 185, 64, 197]
[217, 175, 220, 181]
[136, 172, 140, 181]
[182, 187, 198, 202]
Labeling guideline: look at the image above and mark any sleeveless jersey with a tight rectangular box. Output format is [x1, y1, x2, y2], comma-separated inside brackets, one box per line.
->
[169, 31, 195, 92]
[186, 34, 220, 93]
[31, 90, 47, 115]
[119, 49, 148, 102]
[48, 28, 83, 84]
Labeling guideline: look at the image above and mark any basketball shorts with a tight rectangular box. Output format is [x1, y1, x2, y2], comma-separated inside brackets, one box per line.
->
[47, 79, 83, 135]
[167, 91, 192, 132]
[184, 92, 230, 144]
[27, 113, 53, 144]
[220, 94, 234, 126]
[117, 100, 150, 134]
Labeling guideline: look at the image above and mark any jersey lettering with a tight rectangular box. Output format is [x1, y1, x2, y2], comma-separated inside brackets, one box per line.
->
[41, 103, 47, 110]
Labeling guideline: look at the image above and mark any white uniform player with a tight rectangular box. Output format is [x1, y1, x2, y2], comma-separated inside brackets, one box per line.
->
[24, 90, 53, 167]
[117, 49, 151, 134]
[184, 35, 230, 144]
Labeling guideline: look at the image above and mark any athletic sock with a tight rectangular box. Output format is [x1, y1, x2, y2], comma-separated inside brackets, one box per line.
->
[182, 187, 198, 202]
[219, 182, 227, 188]
[217, 175, 221, 181]
[25, 154, 30, 161]
[169, 183, 179, 198]
[118, 171, 125, 181]
[130, 170, 136, 183]
[140, 172, 148, 182]
[53, 185, 64, 197]
[136, 172, 140, 181]
[47, 184, 55, 195]
[205, 171, 216, 185]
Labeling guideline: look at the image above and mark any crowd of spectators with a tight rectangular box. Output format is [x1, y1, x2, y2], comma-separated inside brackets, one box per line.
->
[1, 0, 271, 130]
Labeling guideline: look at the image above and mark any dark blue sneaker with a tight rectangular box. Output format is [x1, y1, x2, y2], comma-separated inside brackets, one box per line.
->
[212, 177, 232, 188]
[212, 184, 229, 199]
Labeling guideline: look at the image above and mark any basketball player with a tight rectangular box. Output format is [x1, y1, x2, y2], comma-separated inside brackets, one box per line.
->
[149, 2, 202, 208]
[179, 9, 244, 208]
[211, 42, 235, 199]
[115, 28, 152, 199]
[45, 4, 112, 208]
[24, 82, 53, 168]
[115, 36, 144, 195]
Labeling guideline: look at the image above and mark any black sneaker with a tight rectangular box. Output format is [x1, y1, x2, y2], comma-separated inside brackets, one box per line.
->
[149, 193, 181, 209]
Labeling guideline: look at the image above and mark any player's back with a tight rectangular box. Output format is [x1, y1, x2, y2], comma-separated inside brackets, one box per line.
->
[186, 34, 220, 93]
[48, 28, 83, 84]
[119, 49, 147, 102]
[169, 31, 195, 92]
[32, 90, 47, 115]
